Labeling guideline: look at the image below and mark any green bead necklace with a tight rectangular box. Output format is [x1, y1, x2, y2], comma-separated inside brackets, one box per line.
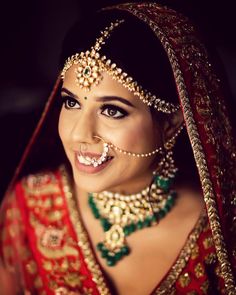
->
[88, 175, 177, 266]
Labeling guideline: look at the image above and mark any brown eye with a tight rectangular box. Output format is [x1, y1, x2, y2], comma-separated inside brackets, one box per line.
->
[108, 109, 117, 116]
[62, 97, 81, 109]
[101, 104, 128, 119]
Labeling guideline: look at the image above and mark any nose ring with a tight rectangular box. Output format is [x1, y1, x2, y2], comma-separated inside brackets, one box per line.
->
[91, 136, 109, 167]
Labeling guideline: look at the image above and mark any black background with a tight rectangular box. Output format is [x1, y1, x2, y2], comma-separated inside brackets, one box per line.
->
[0, 0, 235, 199]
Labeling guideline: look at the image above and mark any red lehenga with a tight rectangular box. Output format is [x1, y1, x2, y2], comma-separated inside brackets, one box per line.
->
[0, 2, 236, 295]
[0, 166, 226, 294]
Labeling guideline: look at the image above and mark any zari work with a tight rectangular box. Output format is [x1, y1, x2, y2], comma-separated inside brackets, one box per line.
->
[0, 167, 226, 294]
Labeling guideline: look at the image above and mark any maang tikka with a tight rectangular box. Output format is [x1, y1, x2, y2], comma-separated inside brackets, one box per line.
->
[61, 19, 180, 114]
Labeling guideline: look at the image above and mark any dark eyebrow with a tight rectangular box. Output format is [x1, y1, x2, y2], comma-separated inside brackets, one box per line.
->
[61, 87, 79, 99]
[61, 88, 134, 107]
[96, 96, 134, 107]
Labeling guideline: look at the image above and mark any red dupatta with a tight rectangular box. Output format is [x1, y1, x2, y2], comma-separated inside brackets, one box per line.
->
[2, 2, 236, 294]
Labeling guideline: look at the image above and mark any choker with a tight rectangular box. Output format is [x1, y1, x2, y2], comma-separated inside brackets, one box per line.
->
[88, 175, 177, 266]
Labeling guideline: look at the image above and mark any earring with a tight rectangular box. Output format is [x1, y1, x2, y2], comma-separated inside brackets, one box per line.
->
[153, 125, 184, 191]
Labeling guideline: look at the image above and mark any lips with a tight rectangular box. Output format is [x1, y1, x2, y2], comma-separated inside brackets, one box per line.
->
[77, 153, 112, 166]
[74, 151, 113, 174]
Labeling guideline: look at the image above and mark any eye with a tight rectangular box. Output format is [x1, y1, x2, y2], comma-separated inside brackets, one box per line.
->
[101, 104, 128, 119]
[62, 96, 81, 109]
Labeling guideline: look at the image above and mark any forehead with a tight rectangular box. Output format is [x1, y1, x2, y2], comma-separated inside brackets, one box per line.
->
[62, 65, 146, 107]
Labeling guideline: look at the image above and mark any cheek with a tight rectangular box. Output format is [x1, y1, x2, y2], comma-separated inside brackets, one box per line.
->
[58, 110, 69, 145]
[108, 116, 156, 151]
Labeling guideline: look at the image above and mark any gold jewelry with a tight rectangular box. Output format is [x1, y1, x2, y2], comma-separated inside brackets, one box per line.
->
[153, 125, 184, 179]
[61, 20, 180, 114]
[108, 124, 184, 158]
[78, 136, 109, 167]
[89, 181, 177, 266]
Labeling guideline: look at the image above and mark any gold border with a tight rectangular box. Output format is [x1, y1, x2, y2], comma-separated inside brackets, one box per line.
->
[60, 167, 111, 295]
[154, 214, 207, 294]
[111, 3, 235, 293]
[61, 166, 208, 294]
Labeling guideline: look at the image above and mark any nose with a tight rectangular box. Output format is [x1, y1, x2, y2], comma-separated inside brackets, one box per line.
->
[70, 109, 97, 144]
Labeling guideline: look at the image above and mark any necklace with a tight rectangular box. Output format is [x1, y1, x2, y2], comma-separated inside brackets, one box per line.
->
[88, 175, 177, 266]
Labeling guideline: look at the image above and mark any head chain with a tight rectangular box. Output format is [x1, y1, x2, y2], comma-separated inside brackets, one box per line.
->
[61, 19, 180, 114]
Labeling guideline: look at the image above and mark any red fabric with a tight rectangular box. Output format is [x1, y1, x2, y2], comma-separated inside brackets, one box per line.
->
[0, 168, 225, 294]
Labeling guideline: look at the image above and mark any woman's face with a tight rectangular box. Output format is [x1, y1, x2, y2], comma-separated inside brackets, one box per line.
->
[59, 66, 163, 194]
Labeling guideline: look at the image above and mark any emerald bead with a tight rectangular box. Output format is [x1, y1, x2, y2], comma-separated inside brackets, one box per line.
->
[101, 249, 109, 258]
[124, 226, 131, 236]
[97, 242, 104, 251]
[121, 246, 130, 255]
[167, 197, 174, 206]
[151, 215, 156, 222]
[137, 221, 143, 229]
[107, 257, 116, 266]
[100, 218, 111, 231]
[155, 176, 172, 192]
[158, 209, 166, 218]
[93, 210, 100, 219]
[143, 218, 151, 227]
[163, 206, 170, 214]
[115, 252, 122, 261]
[129, 223, 136, 233]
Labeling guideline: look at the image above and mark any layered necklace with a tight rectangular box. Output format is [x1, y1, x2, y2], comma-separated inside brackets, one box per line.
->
[88, 175, 177, 266]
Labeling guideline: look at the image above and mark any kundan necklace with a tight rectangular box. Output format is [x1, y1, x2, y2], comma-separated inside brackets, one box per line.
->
[88, 175, 177, 266]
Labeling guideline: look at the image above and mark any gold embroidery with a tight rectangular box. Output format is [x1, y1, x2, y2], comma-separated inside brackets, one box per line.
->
[82, 287, 93, 295]
[47, 210, 63, 222]
[38, 242, 78, 259]
[23, 171, 86, 293]
[6, 208, 20, 219]
[34, 276, 43, 289]
[194, 262, 205, 278]
[26, 260, 38, 275]
[42, 260, 53, 271]
[204, 252, 217, 264]
[61, 167, 111, 295]
[200, 280, 209, 294]
[55, 196, 64, 206]
[55, 287, 78, 295]
[203, 236, 214, 249]
[191, 245, 199, 259]
[61, 258, 69, 270]
[70, 260, 81, 271]
[25, 184, 60, 196]
[178, 272, 191, 288]
[64, 273, 83, 288]
[40, 227, 64, 248]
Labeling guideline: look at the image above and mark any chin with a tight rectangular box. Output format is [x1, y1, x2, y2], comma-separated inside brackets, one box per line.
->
[72, 170, 114, 193]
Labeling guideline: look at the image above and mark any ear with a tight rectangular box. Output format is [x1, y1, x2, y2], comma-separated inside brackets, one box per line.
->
[162, 110, 184, 143]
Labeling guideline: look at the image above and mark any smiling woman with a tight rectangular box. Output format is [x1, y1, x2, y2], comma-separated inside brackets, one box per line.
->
[0, 2, 236, 295]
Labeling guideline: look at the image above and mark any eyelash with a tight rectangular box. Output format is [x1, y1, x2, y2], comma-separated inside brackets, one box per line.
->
[62, 96, 81, 109]
[61, 96, 129, 119]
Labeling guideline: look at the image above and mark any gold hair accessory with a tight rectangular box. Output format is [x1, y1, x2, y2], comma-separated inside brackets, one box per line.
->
[61, 20, 180, 114]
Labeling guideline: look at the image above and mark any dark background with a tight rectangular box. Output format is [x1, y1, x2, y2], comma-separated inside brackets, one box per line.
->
[0, 0, 235, 200]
